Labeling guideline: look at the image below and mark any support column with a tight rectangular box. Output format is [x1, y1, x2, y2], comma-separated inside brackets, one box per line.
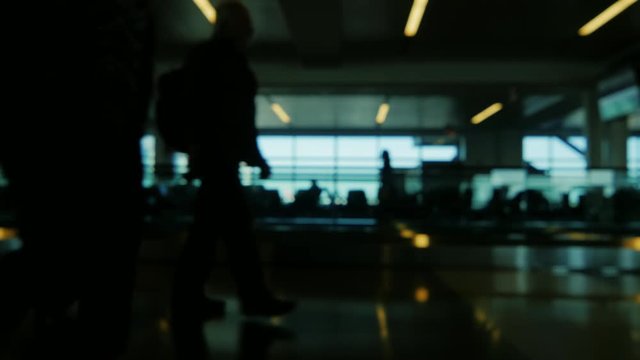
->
[497, 130, 524, 167]
[584, 89, 603, 168]
[602, 118, 629, 169]
[584, 88, 630, 169]
[463, 131, 523, 168]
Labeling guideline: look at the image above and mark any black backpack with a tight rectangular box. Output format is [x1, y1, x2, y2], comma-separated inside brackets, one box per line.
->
[155, 68, 192, 153]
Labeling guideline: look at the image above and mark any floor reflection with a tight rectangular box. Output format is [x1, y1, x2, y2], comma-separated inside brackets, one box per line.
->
[236, 321, 295, 360]
[3, 246, 638, 359]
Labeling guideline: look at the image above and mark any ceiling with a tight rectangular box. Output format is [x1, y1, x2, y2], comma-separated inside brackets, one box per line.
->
[256, 95, 460, 130]
[152, 0, 640, 132]
[155, 0, 640, 63]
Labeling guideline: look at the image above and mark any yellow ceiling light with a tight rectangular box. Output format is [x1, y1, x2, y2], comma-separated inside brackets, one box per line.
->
[404, 0, 430, 37]
[376, 103, 390, 125]
[471, 103, 503, 125]
[193, 0, 217, 24]
[271, 103, 291, 124]
[579, 0, 637, 36]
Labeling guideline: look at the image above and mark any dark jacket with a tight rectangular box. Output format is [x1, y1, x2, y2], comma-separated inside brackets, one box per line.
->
[183, 38, 265, 172]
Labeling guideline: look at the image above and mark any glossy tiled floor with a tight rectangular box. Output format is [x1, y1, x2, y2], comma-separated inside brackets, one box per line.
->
[440, 270, 640, 360]
[2, 237, 639, 360]
[126, 266, 529, 360]
[119, 261, 640, 360]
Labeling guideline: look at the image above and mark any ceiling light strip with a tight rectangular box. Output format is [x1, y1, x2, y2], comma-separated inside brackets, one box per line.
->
[376, 103, 390, 125]
[471, 103, 503, 125]
[404, 0, 430, 37]
[193, 0, 217, 24]
[271, 103, 291, 124]
[578, 0, 637, 36]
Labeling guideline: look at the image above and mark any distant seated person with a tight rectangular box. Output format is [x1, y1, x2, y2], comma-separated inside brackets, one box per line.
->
[510, 189, 550, 215]
[308, 180, 322, 203]
[294, 180, 323, 210]
[524, 161, 545, 175]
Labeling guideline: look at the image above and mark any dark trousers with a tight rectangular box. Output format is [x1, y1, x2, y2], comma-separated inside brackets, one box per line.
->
[172, 166, 268, 310]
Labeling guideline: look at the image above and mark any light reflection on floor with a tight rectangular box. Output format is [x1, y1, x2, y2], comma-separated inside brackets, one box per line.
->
[117, 263, 640, 360]
[2, 230, 639, 359]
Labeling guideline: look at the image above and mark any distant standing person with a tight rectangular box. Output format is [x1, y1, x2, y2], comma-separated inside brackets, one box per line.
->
[377, 150, 398, 221]
[378, 150, 397, 204]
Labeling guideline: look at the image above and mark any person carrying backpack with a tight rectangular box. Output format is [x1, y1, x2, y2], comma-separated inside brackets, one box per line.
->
[169, 1, 295, 337]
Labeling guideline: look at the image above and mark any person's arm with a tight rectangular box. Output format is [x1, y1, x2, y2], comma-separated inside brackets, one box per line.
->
[244, 99, 271, 179]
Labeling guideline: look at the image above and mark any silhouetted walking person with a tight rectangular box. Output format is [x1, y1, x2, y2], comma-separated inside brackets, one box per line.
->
[171, 1, 295, 335]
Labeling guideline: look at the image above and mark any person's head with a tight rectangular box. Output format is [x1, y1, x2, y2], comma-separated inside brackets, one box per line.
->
[382, 150, 390, 161]
[213, 1, 254, 50]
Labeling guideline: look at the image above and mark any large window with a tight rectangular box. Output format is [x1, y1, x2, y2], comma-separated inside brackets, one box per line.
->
[140, 134, 156, 188]
[173, 153, 189, 177]
[251, 135, 457, 205]
[630, 137, 640, 178]
[523, 136, 587, 176]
